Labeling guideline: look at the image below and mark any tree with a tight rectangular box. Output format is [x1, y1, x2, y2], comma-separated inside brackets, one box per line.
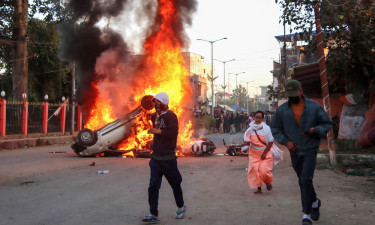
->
[230, 84, 248, 110]
[27, 18, 72, 102]
[266, 84, 285, 101]
[276, 0, 375, 101]
[0, 0, 69, 101]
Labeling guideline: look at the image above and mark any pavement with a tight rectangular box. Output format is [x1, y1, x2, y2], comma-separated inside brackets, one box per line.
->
[0, 132, 375, 225]
[0, 133, 75, 150]
[2, 131, 374, 169]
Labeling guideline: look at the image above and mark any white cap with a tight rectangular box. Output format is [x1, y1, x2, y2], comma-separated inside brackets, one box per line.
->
[152, 92, 169, 105]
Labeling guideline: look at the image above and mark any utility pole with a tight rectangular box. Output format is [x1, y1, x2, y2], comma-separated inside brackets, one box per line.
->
[283, 21, 287, 96]
[313, 0, 336, 166]
[214, 59, 235, 112]
[245, 82, 250, 112]
[229, 72, 245, 112]
[197, 38, 227, 114]
[70, 64, 76, 135]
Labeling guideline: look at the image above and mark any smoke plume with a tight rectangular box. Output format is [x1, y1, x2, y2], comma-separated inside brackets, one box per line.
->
[58, 0, 197, 121]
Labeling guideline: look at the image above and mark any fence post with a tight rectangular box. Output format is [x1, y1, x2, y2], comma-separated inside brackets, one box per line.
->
[0, 97, 6, 137]
[77, 105, 82, 131]
[60, 99, 66, 134]
[43, 95, 48, 133]
[22, 94, 28, 136]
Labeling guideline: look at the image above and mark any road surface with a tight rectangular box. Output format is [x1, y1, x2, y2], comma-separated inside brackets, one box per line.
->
[0, 132, 374, 225]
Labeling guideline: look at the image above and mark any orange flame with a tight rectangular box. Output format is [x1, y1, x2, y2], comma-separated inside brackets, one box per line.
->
[86, 84, 115, 130]
[85, 0, 194, 156]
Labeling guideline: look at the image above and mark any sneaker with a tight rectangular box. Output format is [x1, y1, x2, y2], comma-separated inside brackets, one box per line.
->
[142, 214, 160, 223]
[175, 205, 186, 219]
[311, 198, 321, 221]
[302, 218, 312, 225]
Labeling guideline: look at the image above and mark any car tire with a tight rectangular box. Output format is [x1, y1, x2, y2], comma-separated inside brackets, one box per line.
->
[77, 128, 98, 147]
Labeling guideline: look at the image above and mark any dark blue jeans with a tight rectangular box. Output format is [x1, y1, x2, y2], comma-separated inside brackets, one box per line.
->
[290, 150, 318, 214]
[148, 158, 184, 217]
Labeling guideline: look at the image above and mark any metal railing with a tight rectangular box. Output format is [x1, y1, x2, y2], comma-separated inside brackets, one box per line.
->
[0, 100, 82, 136]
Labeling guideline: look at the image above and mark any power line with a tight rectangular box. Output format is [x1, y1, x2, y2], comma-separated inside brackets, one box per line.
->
[28, 67, 73, 76]
[325, 0, 351, 7]
[2, 47, 59, 63]
[0, 39, 58, 45]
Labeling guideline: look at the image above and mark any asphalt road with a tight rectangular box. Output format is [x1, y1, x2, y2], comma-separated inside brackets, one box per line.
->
[0, 132, 374, 225]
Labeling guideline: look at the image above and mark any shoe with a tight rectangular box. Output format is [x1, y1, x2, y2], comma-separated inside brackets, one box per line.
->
[302, 218, 312, 225]
[254, 187, 262, 194]
[266, 183, 273, 191]
[142, 214, 160, 223]
[311, 198, 321, 221]
[176, 205, 186, 219]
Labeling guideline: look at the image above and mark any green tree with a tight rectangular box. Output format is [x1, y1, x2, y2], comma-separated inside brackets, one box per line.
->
[0, 0, 70, 102]
[266, 84, 285, 101]
[230, 84, 248, 110]
[276, 0, 375, 99]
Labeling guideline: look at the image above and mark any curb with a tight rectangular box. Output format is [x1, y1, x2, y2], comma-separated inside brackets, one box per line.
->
[317, 153, 375, 167]
[0, 136, 76, 150]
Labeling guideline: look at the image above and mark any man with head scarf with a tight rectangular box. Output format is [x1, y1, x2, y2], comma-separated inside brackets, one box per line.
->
[270, 80, 332, 225]
[143, 92, 185, 223]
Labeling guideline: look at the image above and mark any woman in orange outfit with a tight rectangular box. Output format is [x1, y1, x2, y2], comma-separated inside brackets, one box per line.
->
[244, 111, 274, 194]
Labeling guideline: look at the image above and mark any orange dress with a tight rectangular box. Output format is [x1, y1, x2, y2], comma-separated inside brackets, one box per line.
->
[247, 130, 274, 189]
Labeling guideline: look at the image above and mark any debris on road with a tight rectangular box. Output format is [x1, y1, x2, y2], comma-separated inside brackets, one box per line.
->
[97, 170, 109, 174]
[223, 139, 248, 156]
[90, 162, 95, 166]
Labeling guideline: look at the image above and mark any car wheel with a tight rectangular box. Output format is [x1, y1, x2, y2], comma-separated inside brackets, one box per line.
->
[77, 128, 97, 147]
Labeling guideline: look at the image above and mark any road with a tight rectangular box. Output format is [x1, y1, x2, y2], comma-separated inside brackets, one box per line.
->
[0, 132, 374, 225]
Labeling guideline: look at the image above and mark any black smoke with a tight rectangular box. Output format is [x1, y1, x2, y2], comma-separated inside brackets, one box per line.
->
[58, 0, 130, 114]
[58, 0, 197, 119]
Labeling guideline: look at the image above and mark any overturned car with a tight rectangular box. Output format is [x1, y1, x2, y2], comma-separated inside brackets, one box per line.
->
[71, 95, 216, 157]
[71, 95, 154, 157]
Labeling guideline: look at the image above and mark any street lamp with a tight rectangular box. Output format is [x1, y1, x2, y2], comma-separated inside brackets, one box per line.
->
[197, 37, 227, 114]
[244, 81, 254, 112]
[229, 72, 245, 112]
[213, 58, 235, 112]
[229, 72, 245, 90]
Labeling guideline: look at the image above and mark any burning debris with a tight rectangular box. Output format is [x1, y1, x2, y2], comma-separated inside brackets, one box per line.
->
[71, 95, 154, 157]
[61, 0, 198, 155]
[190, 138, 216, 155]
[71, 94, 215, 158]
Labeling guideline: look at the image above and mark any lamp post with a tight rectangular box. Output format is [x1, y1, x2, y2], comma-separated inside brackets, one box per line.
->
[197, 37, 227, 114]
[214, 58, 235, 112]
[229, 72, 245, 90]
[229, 72, 245, 112]
[244, 81, 254, 113]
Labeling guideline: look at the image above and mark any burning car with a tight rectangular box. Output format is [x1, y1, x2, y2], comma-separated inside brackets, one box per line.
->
[223, 139, 249, 156]
[71, 95, 154, 157]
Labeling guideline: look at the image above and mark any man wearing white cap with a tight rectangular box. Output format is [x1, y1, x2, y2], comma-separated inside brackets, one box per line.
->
[143, 92, 185, 223]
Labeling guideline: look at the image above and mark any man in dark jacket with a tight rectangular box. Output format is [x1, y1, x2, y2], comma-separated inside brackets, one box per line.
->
[271, 80, 332, 225]
[143, 92, 185, 223]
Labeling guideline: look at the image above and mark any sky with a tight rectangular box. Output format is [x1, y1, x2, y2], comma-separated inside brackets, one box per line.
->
[186, 0, 285, 97]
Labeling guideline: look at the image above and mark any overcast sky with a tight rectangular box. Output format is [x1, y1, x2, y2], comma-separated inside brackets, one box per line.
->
[186, 0, 285, 97]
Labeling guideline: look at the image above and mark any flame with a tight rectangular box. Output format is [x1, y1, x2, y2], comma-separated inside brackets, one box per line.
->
[85, 0, 194, 156]
[86, 84, 115, 130]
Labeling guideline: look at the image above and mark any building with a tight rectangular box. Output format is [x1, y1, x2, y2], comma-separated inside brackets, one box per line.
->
[182, 52, 216, 113]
